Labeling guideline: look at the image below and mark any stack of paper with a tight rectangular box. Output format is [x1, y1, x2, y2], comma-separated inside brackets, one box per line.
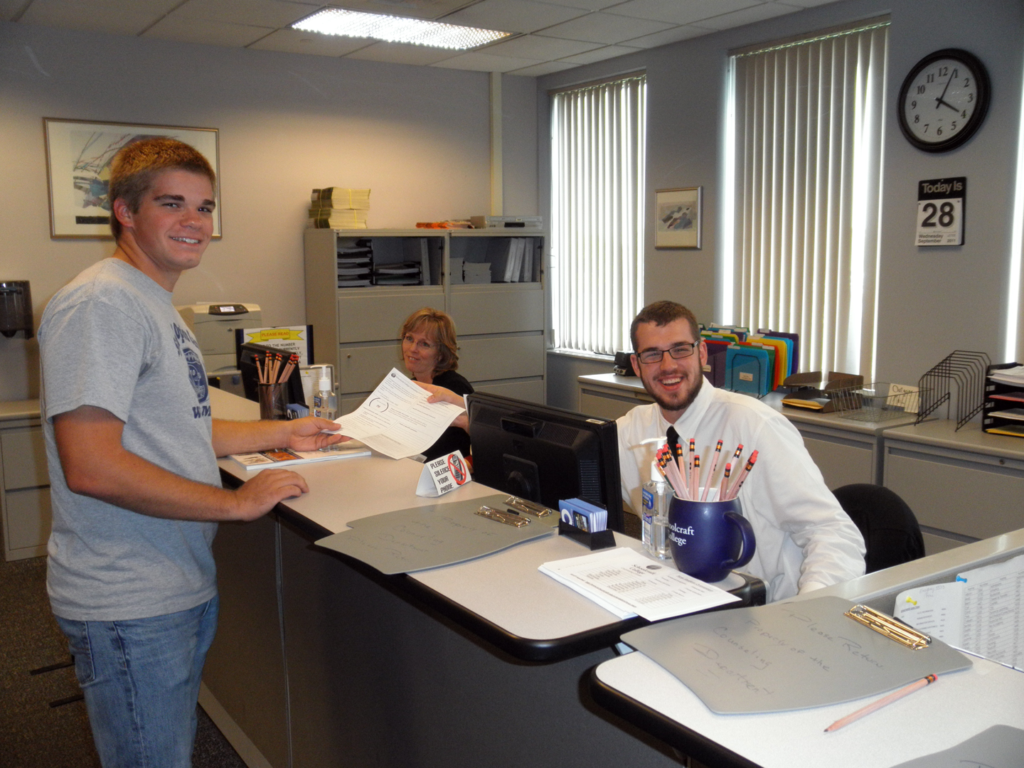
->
[309, 187, 370, 229]
[463, 262, 491, 284]
[990, 365, 1024, 387]
[337, 242, 373, 288]
[374, 261, 422, 286]
[539, 547, 738, 622]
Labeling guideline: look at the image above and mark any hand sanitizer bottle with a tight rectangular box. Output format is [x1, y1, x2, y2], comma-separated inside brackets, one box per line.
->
[313, 371, 335, 420]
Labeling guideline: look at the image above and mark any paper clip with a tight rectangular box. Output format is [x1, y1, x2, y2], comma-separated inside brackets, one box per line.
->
[845, 604, 931, 650]
[476, 505, 530, 528]
[503, 495, 555, 518]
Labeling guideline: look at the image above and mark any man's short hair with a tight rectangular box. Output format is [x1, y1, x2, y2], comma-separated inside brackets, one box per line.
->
[630, 301, 701, 351]
[400, 307, 460, 374]
[108, 138, 216, 240]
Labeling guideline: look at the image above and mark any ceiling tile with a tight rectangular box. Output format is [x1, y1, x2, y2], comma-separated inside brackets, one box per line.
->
[537, 11, 674, 44]
[430, 49, 544, 72]
[442, 0, 587, 34]
[619, 23, 713, 49]
[506, 59, 580, 76]
[698, 1, 801, 30]
[19, 0, 181, 35]
[535, 0, 627, 9]
[345, 40, 460, 65]
[483, 33, 600, 59]
[247, 27, 374, 55]
[144, 15, 276, 45]
[608, 0, 763, 25]
[169, 0, 320, 27]
[557, 43, 638, 64]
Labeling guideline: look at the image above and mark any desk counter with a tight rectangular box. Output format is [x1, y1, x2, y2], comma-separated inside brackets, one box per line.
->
[204, 388, 743, 768]
[589, 529, 1024, 768]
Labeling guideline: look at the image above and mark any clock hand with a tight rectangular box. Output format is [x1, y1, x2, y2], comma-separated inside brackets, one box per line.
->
[936, 97, 960, 112]
[934, 70, 955, 109]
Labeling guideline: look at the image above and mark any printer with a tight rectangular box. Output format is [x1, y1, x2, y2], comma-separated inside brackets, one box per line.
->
[176, 302, 261, 372]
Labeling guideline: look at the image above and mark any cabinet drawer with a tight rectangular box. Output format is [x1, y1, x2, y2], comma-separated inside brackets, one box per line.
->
[336, 344, 403, 394]
[458, 335, 544, 382]
[336, 292, 444, 344]
[449, 287, 544, 334]
[472, 379, 545, 405]
[3, 486, 52, 557]
[884, 450, 1024, 539]
[1, 427, 49, 490]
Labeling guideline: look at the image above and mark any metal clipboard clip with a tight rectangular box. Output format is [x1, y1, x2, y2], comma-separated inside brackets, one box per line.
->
[475, 505, 530, 528]
[845, 604, 931, 650]
[503, 495, 555, 518]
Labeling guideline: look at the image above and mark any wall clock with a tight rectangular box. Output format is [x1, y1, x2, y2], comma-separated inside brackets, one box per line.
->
[897, 48, 990, 152]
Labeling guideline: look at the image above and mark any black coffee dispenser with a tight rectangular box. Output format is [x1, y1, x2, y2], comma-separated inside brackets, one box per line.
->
[0, 281, 33, 338]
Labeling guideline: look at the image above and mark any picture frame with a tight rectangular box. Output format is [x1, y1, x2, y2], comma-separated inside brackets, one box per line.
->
[655, 187, 702, 249]
[43, 118, 221, 239]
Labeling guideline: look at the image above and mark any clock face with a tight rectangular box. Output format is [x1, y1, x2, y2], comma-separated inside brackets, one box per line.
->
[898, 49, 990, 152]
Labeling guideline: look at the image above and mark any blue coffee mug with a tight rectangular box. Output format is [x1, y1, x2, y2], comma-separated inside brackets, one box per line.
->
[667, 495, 756, 583]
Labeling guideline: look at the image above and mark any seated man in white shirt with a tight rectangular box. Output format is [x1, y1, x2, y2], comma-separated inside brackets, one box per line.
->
[618, 301, 865, 602]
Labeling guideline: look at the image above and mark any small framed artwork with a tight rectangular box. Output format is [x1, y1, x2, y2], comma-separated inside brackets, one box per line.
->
[43, 118, 221, 239]
[655, 187, 702, 249]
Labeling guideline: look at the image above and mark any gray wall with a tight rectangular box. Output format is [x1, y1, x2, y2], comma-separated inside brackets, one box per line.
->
[0, 22, 537, 402]
[540, 0, 1024, 390]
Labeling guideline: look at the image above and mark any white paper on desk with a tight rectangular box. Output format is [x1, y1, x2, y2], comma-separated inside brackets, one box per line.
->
[331, 369, 465, 459]
[894, 552, 1024, 671]
[539, 547, 739, 622]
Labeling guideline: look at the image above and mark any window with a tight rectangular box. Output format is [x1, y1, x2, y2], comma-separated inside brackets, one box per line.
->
[724, 21, 889, 377]
[550, 74, 646, 356]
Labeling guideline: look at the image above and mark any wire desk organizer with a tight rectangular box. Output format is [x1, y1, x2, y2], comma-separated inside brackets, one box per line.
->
[831, 382, 923, 423]
[915, 350, 991, 430]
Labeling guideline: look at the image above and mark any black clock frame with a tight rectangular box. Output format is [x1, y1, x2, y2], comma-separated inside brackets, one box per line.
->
[897, 48, 990, 153]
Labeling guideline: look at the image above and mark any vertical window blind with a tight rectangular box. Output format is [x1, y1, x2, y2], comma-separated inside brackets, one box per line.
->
[550, 74, 646, 355]
[726, 21, 889, 377]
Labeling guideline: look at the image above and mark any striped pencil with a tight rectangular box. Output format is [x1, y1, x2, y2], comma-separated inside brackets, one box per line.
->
[700, 440, 724, 502]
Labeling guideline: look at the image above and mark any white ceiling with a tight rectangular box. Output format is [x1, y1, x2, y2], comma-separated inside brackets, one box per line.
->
[2, 0, 843, 76]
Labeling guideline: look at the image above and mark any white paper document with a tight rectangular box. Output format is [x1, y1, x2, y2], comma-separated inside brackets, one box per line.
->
[894, 553, 1024, 670]
[332, 369, 466, 459]
[539, 547, 739, 622]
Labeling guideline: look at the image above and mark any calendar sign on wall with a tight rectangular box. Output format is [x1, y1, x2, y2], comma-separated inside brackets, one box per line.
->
[916, 177, 966, 247]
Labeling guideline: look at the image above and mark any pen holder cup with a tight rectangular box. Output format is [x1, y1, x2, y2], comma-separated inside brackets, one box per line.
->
[258, 383, 289, 421]
[667, 494, 756, 583]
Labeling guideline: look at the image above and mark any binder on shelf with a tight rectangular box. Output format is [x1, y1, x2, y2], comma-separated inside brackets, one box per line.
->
[701, 342, 728, 388]
[725, 345, 770, 396]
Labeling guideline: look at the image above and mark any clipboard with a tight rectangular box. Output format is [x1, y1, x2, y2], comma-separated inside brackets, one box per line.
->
[621, 596, 971, 714]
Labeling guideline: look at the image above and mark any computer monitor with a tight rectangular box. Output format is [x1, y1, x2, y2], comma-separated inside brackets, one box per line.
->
[237, 342, 305, 406]
[466, 392, 624, 533]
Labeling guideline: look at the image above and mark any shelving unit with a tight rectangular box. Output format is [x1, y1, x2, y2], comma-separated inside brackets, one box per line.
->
[982, 362, 1024, 438]
[303, 228, 547, 414]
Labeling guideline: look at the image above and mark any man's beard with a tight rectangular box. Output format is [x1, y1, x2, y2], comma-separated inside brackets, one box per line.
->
[644, 366, 703, 416]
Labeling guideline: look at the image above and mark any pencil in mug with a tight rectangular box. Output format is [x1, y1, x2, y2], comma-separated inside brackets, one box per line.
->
[726, 450, 758, 500]
[700, 440, 723, 502]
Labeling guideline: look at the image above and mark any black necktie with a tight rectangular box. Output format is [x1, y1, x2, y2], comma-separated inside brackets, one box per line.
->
[666, 426, 681, 462]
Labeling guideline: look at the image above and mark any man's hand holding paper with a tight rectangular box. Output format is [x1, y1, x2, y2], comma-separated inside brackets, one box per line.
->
[332, 369, 467, 459]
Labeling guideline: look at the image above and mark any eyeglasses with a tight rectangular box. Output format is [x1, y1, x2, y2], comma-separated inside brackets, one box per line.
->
[636, 342, 699, 365]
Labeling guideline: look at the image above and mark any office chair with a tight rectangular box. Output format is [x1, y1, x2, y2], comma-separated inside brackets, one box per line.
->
[832, 484, 925, 574]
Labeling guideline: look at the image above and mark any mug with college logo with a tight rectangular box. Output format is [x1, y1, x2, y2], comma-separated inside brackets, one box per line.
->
[667, 492, 756, 583]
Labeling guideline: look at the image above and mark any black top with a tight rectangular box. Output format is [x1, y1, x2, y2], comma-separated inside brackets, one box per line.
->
[422, 369, 474, 462]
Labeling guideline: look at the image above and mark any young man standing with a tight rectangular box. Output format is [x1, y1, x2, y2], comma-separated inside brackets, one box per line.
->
[617, 301, 865, 602]
[38, 138, 342, 767]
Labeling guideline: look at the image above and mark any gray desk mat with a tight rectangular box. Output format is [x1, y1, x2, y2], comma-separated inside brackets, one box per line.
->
[315, 494, 557, 575]
[890, 725, 1024, 768]
[621, 595, 971, 714]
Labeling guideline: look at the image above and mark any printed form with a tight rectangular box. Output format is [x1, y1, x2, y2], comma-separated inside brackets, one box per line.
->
[333, 368, 465, 459]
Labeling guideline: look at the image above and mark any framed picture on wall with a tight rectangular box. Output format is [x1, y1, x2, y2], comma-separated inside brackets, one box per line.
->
[43, 118, 221, 239]
[655, 187, 702, 249]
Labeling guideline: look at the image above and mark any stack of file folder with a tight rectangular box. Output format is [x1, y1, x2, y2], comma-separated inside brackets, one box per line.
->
[336, 241, 373, 288]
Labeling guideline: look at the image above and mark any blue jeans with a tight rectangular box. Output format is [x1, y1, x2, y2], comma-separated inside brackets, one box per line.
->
[56, 595, 219, 768]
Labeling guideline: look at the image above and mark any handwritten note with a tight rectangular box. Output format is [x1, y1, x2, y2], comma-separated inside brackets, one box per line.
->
[621, 596, 971, 713]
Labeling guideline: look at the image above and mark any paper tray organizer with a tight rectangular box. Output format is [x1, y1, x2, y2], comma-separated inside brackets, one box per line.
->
[779, 372, 863, 413]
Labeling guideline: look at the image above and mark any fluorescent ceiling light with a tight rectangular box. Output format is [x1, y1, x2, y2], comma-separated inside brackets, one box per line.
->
[292, 8, 511, 50]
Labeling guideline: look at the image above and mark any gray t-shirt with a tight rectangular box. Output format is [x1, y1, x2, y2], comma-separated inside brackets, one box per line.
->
[39, 258, 220, 621]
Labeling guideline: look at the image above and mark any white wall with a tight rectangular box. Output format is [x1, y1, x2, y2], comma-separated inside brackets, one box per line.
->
[0, 21, 538, 402]
[539, 0, 1024, 388]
